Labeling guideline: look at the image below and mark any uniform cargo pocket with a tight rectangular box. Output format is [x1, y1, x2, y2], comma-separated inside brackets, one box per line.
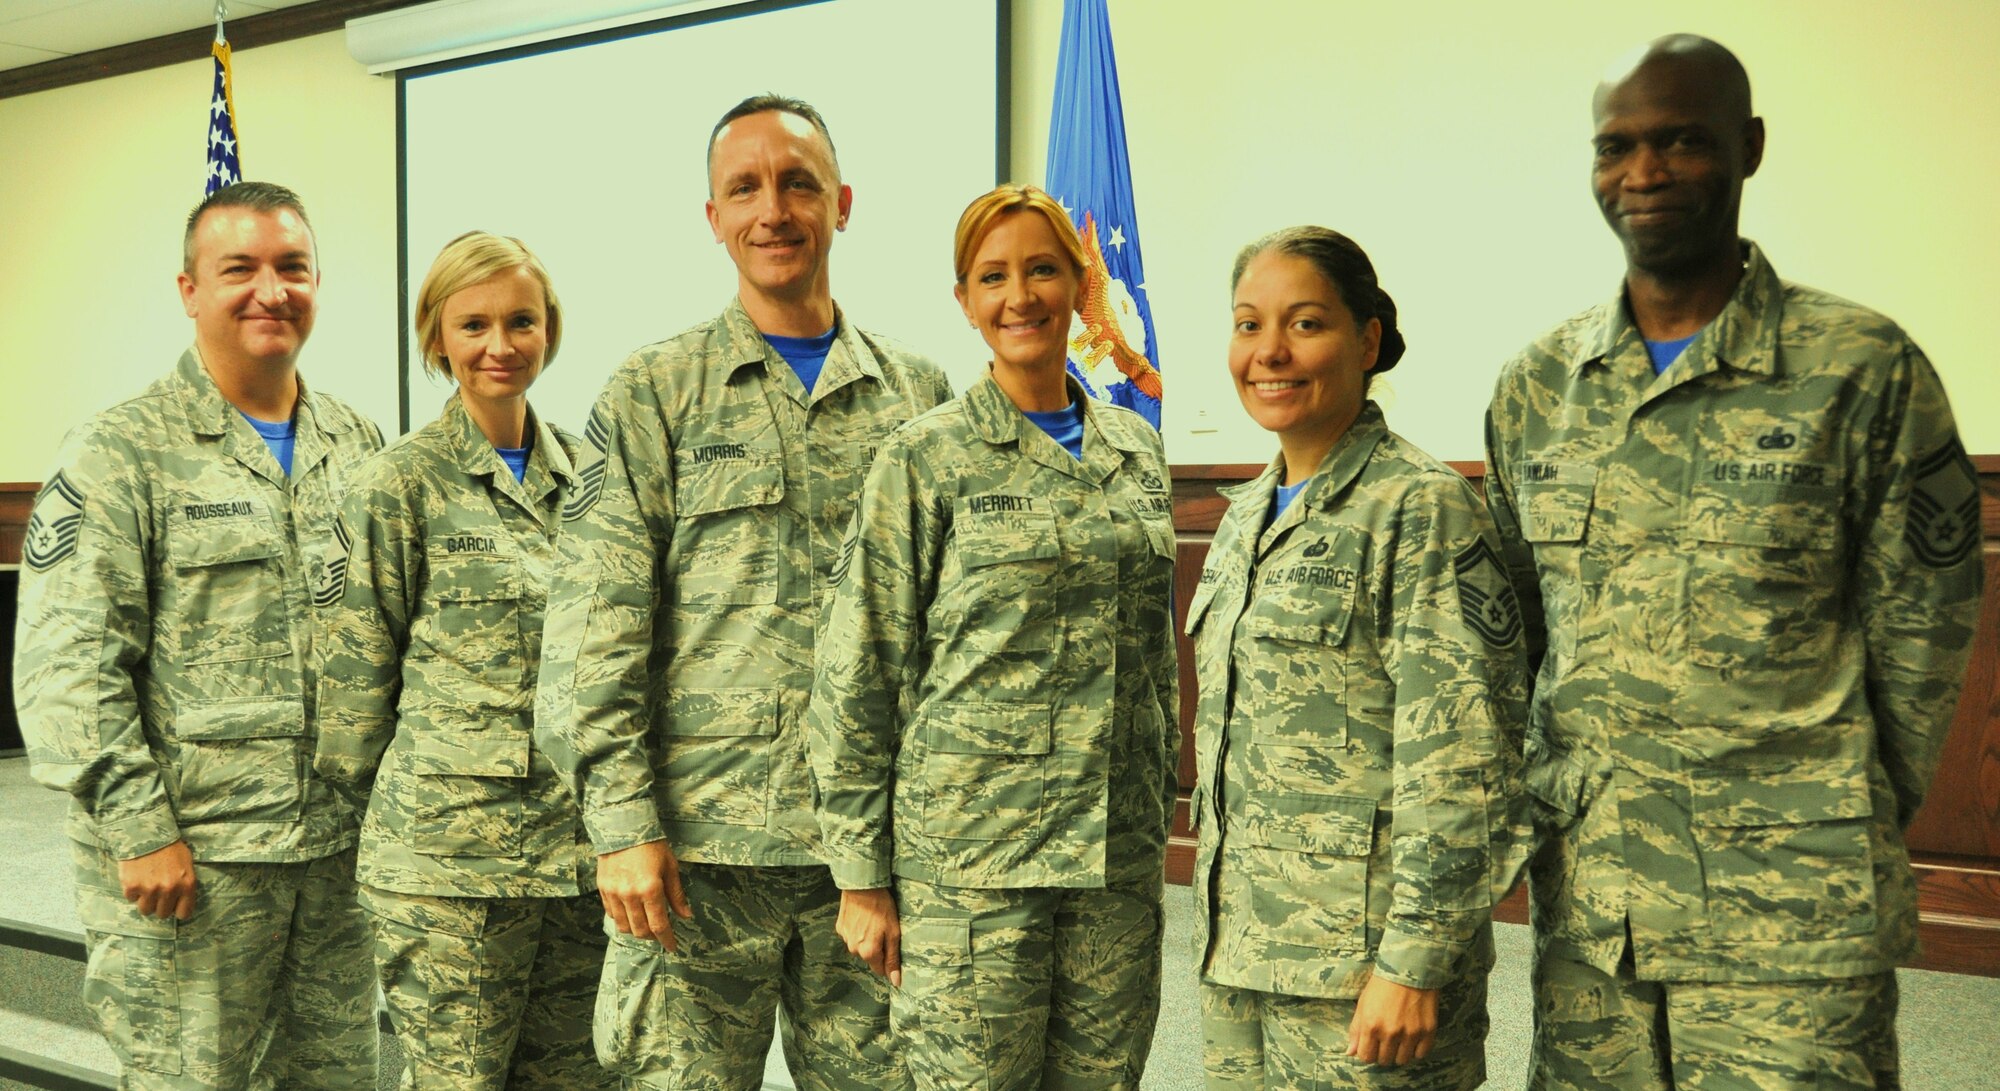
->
[659, 688, 778, 827]
[1690, 760, 1875, 943]
[1237, 791, 1375, 953]
[673, 459, 783, 605]
[76, 884, 182, 1075]
[169, 687, 306, 826]
[408, 728, 528, 856]
[1242, 614, 1350, 749]
[920, 701, 1051, 842]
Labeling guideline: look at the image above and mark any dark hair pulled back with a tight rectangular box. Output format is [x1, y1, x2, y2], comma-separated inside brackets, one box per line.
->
[1230, 226, 1406, 375]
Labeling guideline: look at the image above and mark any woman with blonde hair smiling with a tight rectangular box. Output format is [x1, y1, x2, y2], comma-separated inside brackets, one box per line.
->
[809, 183, 1180, 1090]
[314, 231, 611, 1088]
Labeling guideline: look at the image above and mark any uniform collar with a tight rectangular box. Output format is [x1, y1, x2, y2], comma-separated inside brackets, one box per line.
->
[439, 391, 577, 516]
[715, 296, 885, 399]
[1217, 402, 1387, 548]
[1577, 239, 1784, 380]
[964, 371, 1141, 486]
[175, 345, 349, 484]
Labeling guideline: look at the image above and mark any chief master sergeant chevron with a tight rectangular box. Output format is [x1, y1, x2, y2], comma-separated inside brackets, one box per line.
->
[12, 181, 383, 1090]
[1483, 35, 1983, 1089]
[532, 95, 951, 1091]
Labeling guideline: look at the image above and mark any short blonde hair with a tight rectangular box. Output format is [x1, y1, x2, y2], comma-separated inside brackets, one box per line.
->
[413, 231, 562, 379]
[951, 184, 1088, 286]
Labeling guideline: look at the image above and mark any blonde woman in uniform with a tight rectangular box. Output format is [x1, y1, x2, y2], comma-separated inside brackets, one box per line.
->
[808, 183, 1179, 1091]
[314, 232, 612, 1088]
[1187, 227, 1528, 1090]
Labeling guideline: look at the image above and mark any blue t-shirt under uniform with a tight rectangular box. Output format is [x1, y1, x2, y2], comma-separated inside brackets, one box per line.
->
[239, 411, 295, 475]
[1645, 331, 1700, 375]
[495, 437, 532, 483]
[764, 324, 839, 395]
[1267, 476, 1312, 529]
[1023, 400, 1086, 461]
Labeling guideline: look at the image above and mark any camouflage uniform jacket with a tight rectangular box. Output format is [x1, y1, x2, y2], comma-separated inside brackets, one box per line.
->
[1484, 241, 1983, 983]
[809, 373, 1180, 891]
[535, 299, 952, 866]
[1187, 404, 1529, 998]
[315, 394, 593, 897]
[13, 348, 384, 862]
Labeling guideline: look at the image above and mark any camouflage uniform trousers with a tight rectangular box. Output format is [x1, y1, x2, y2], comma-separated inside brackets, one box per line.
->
[71, 840, 377, 1091]
[595, 862, 900, 1091]
[1529, 944, 1900, 1090]
[894, 874, 1165, 1091]
[358, 886, 616, 1090]
[1198, 933, 1493, 1091]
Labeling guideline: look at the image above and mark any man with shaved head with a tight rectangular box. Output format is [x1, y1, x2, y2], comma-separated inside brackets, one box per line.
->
[1485, 34, 1981, 1089]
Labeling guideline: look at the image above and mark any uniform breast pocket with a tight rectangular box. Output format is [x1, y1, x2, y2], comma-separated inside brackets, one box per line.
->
[1516, 468, 1596, 659]
[168, 519, 289, 659]
[1240, 602, 1352, 752]
[1689, 758, 1876, 944]
[427, 557, 526, 690]
[1683, 477, 1840, 675]
[918, 700, 1052, 842]
[949, 509, 1062, 655]
[1234, 790, 1376, 954]
[404, 725, 529, 857]
[673, 459, 784, 605]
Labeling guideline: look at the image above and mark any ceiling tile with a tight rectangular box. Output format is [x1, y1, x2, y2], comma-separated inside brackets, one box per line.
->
[1, 1, 232, 55]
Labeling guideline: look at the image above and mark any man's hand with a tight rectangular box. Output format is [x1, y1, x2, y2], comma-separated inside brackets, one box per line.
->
[597, 840, 693, 951]
[118, 840, 197, 921]
[1346, 973, 1439, 1067]
[835, 887, 902, 987]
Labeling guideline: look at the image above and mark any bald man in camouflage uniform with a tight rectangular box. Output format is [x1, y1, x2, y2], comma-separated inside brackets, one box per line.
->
[13, 181, 381, 1089]
[533, 95, 950, 1090]
[1485, 36, 1983, 1090]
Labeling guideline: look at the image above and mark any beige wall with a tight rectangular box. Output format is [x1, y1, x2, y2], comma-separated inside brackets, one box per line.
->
[0, 32, 396, 481]
[2, 0, 1994, 478]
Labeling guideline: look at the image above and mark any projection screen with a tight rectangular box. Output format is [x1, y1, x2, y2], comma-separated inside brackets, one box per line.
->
[399, 0, 1004, 434]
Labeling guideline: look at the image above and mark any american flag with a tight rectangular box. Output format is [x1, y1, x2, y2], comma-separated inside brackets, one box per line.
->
[205, 37, 241, 195]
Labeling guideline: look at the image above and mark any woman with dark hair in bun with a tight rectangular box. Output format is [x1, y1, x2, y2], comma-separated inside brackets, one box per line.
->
[1183, 227, 1529, 1089]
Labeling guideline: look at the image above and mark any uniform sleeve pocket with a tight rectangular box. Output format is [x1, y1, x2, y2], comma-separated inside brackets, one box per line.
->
[920, 700, 1052, 841]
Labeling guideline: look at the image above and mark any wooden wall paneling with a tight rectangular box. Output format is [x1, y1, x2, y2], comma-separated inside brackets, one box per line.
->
[0, 482, 38, 567]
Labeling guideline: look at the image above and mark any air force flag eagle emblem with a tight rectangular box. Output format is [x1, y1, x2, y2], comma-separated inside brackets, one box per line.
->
[1453, 537, 1523, 647]
[23, 471, 85, 571]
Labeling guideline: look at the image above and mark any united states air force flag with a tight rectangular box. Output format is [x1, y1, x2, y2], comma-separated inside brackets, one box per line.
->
[205, 35, 242, 195]
[1044, 0, 1162, 428]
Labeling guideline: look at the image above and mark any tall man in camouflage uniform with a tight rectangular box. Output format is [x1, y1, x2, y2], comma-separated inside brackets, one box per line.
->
[534, 95, 951, 1090]
[1485, 35, 1983, 1090]
[13, 181, 383, 1090]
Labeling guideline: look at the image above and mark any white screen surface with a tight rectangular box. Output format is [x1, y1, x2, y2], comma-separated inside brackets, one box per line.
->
[400, 0, 1000, 436]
